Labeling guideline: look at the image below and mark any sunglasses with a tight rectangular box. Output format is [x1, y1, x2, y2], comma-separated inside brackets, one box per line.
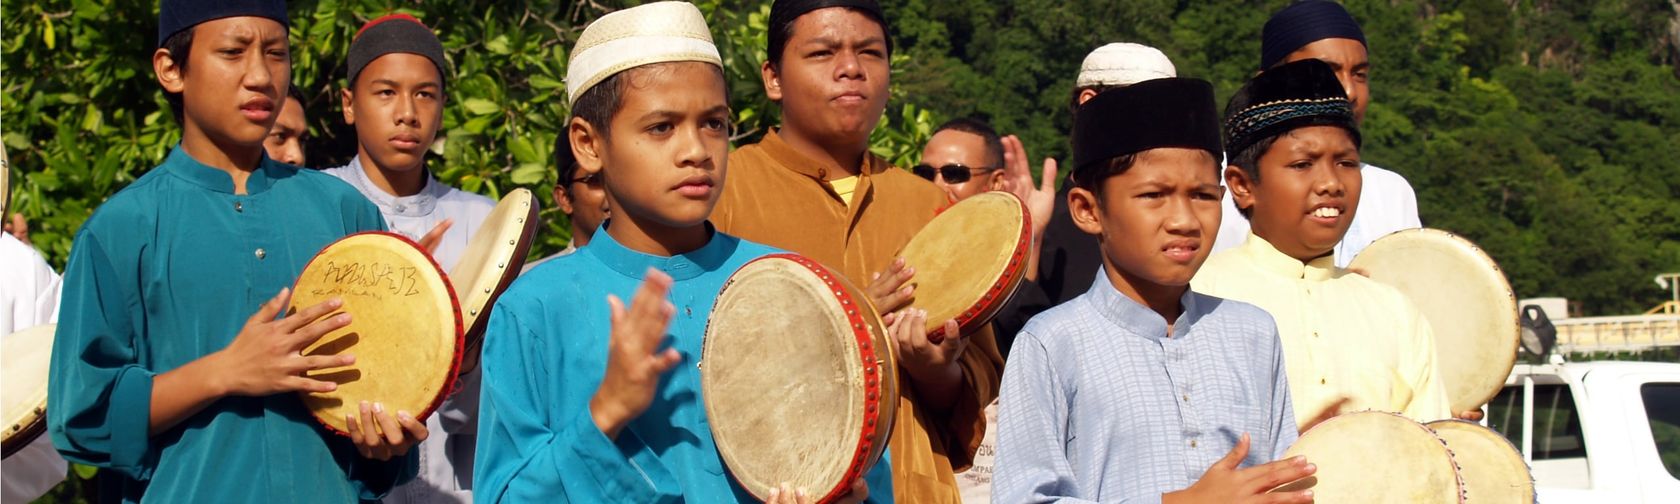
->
[569, 172, 603, 187]
[912, 164, 995, 184]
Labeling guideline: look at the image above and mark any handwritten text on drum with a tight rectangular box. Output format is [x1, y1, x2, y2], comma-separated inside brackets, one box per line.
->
[312, 261, 423, 300]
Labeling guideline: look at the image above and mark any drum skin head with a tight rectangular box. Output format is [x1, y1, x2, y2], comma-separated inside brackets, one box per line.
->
[2, 324, 54, 459]
[897, 191, 1029, 341]
[1277, 411, 1464, 503]
[1348, 228, 1519, 413]
[702, 254, 896, 503]
[449, 188, 539, 364]
[1427, 420, 1535, 503]
[289, 232, 463, 436]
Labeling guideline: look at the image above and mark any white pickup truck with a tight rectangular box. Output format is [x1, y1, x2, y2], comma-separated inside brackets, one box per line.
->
[1488, 360, 1680, 503]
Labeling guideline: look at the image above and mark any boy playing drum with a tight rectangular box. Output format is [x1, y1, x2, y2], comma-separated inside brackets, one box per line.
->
[992, 77, 1314, 503]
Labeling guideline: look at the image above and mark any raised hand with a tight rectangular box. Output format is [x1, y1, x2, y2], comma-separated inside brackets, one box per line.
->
[589, 268, 681, 439]
[1000, 135, 1057, 281]
[212, 288, 356, 397]
[1165, 434, 1316, 504]
[1000, 136, 1057, 234]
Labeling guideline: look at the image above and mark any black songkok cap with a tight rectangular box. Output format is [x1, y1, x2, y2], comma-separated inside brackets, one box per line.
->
[346, 14, 449, 90]
[1223, 58, 1360, 157]
[1260, 0, 1367, 70]
[768, 0, 891, 62]
[1072, 78, 1223, 178]
[157, 0, 288, 48]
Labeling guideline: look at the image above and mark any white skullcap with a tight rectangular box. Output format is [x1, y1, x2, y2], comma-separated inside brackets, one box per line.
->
[566, 1, 723, 107]
[1075, 43, 1177, 88]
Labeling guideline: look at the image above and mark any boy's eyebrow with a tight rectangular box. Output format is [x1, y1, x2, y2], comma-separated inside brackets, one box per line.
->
[368, 78, 442, 89]
[637, 104, 732, 121]
[800, 35, 886, 49]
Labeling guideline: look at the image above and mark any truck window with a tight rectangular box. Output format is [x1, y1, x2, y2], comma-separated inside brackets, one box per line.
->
[1642, 383, 1680, 480]
[1488, 383, 1588, 459]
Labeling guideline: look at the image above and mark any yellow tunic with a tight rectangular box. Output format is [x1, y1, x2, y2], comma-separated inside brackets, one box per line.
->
[715, 129, 1000, 504]
[1192, 234, 1451, 429]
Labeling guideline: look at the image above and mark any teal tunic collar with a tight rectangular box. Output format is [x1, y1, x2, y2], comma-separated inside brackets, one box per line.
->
[586, 220, 736, 281]
[161, 145, 281, 195]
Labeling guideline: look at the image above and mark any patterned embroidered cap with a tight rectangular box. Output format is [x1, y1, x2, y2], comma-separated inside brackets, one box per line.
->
[1223, 58, 1360, 156]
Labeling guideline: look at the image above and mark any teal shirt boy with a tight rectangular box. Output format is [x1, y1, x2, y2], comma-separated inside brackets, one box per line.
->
[47, 147, 410, 502]
[473, 225, 894, 502]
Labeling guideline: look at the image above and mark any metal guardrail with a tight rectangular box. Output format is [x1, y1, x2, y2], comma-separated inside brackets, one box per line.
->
[1552, 314, 1680, 353]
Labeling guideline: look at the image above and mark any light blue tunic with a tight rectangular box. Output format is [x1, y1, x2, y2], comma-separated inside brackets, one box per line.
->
[993, 269, 1297, 504]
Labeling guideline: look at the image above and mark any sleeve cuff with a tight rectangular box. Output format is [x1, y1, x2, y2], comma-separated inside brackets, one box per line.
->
[561, 410, 677, 501]
[106, 365, 156, 478]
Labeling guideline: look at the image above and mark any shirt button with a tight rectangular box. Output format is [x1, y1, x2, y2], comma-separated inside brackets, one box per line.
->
[1182, 394, 1190, 402]
[234, 201, 243, 212]
[255, 248, 266, 260]
[1320, 378, 1327, 385]
[1190, 440, 1198, 448]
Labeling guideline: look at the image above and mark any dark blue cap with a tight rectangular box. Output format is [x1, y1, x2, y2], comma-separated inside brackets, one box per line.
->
[1260, 0, 1367, 70]
[157, 0, 289, 48]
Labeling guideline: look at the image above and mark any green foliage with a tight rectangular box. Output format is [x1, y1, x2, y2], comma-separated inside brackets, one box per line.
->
[6, 0, 1680, 501]
[876, 0, 1680, 315]
[0, 0, 937, 272]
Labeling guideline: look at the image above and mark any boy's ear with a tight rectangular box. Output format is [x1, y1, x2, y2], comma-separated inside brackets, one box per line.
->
[154, 48, 186, 94]
[1225, 164, 1255, 214]
[570, 117, 606, 176]
[340, 88, 356, 125]
[551, 185, 574, 215]
[1068, 186, 1105, 237]
[1076, 88, 1099, 107]
[760, 60, 783, 103]
[988, 170, 1006, 191]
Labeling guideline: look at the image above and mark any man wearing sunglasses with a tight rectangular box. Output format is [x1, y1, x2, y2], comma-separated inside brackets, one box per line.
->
[916, 118, 1006, 202]
[524, 133, 610, 271]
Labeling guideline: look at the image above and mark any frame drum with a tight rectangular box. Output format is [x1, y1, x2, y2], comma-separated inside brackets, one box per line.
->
[1348, 228, 1519, 413]
[450, 188, 539, 372]
[288, 232, 463, 435]
[2, 324, 54, 458]
[1276, 411, 1465, 503]
[1427, 420, 1535, 503]
[702, 254, 897, 503]
[897, 191, 1030, 342]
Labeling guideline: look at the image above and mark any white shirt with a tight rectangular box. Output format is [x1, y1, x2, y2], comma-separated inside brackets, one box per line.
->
[1212, 163, 1422, 267]
[1, 233, 68, 502]
[323, 158, 495, 272]
[325, 158, 495, 503]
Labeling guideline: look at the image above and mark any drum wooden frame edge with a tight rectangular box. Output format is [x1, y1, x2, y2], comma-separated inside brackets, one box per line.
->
[926, 191, 1033, 343]
[458, 190, 541, 365]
